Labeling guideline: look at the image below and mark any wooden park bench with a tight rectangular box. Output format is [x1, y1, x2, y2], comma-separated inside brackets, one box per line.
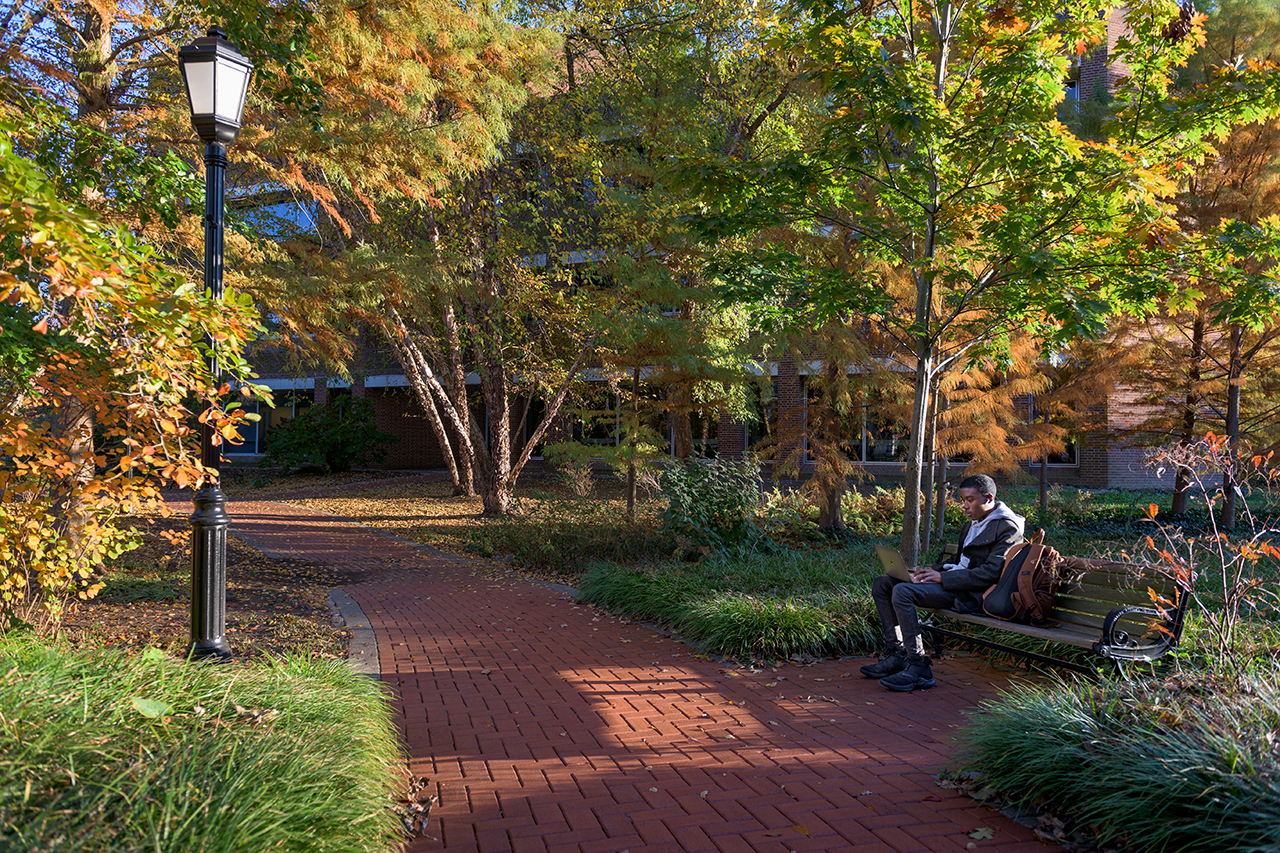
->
[921, 545, 1192, 676]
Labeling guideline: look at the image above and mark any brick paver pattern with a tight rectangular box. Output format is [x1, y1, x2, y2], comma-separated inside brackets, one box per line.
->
[232, 497, 1056, 853]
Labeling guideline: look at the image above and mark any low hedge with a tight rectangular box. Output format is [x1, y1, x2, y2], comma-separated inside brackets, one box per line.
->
[579, 549, 882, 660]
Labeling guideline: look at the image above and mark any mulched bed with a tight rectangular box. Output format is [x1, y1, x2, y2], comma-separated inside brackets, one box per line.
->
[60, 509, 352, 662]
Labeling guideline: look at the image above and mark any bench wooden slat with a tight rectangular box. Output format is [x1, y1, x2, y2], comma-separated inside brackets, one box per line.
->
[1062, 580, 1180, 604]
[1052, 595, 1170, 620]
[1058, 556, 1160, 574]
[938, 612, 1100, 649]
[1063, 574, 1182, 601]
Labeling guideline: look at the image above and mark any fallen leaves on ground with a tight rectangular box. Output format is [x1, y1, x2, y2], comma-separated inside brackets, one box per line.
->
[61, 510, 351, 662]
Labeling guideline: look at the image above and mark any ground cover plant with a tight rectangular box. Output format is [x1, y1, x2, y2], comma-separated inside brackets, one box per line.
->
[0, 639, 405, 853]
[579, 549, 882, 661]
[955, 672, 1280, 853]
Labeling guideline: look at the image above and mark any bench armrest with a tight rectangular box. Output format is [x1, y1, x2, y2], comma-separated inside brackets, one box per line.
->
[1094, 605, 1180, 662]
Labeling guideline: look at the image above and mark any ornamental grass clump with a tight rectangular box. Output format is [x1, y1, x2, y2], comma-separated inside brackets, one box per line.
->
[686, 592, 872, 660]
[0, 640, 405, 853]
[580, 549, 881, 660]
[955, 672, 1280, 853]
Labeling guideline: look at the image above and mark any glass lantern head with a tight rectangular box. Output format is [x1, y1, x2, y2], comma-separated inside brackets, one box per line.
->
[178, 26, 253, 145]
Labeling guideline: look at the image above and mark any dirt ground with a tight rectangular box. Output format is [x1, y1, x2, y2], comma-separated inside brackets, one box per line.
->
[60, 470, 640, 661]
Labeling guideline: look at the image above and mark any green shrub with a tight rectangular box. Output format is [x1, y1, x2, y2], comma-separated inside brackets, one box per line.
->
[659, 455, 763, 552]
[0, 639, 404, 853]
[262, 396, 397, 473]
[956, 672, 1280, 853]
[467, 494, 666, 575]
[580, 549, 881, 660]
[834, 486, 965, 538]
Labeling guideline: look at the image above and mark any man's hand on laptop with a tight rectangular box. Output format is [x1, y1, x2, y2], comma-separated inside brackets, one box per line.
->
[912, 567, 941, 583]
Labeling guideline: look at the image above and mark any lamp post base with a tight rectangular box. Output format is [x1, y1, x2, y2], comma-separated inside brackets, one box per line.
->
[190, 482, 232, 661]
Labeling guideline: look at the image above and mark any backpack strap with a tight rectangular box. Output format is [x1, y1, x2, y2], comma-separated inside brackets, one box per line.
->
[1014, 543, 1046, 622]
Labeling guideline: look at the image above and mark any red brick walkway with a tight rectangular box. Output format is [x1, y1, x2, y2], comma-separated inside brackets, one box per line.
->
[231, 498, 1056, 853]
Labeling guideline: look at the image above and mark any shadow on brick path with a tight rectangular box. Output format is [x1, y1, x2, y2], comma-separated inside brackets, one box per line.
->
[230, 496, 1059, 853]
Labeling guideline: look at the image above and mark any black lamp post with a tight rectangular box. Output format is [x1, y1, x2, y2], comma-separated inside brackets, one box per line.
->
[178, 26, 253, 661]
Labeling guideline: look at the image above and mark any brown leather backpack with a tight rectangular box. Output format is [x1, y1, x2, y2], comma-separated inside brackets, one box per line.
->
[981, 529, 1061, 625]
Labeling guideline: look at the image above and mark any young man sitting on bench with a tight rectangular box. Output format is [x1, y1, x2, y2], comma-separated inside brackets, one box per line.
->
[861, 474, 1025, 692]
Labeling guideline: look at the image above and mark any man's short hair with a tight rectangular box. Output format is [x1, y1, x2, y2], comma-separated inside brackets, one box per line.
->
[958, 474, 997, 498]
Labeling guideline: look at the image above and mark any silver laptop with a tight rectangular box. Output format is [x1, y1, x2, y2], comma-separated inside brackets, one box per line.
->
[874, 544, 917, 583]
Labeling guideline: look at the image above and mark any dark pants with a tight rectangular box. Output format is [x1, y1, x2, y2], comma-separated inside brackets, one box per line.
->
[871, 575, 955, 655]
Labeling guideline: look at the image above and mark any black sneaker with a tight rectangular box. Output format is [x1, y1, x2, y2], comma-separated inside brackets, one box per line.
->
[880, 655, 935, 691]
[859, 647, 908, 678]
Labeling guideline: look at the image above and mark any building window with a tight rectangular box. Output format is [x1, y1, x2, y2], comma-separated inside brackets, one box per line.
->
[1029, 441, 1079, 466]
[522, 396, 547, 459]
[746, 379, 778, 456]
[222, 398, 261, 455]
[225, 390, 314, 455]
[686, 410, 719, 459]
[1028, 401, 1079, 466]
[861, 415, 908, 462]
[1063, 79, 1079, 112]
[570, 388, 618, 450]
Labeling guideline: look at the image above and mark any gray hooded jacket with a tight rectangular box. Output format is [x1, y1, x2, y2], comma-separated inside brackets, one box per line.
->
[931, 501, 1026, 613]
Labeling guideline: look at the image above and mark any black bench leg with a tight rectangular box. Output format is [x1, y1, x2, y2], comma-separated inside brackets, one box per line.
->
[1112, 658, 1133, 682]
[925, 625, 945, 660]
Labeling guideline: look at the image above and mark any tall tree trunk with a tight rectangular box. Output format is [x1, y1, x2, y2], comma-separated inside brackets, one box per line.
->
[627, 363, 640, 520]
[934, 394, 948, 541]
[54, 7, 116, 543]
[1223, 322, 1244, 530]
[384, 310, 465, 492]
[934, 450, 948, 540]
[816, 359, 846, 532]
[901, 0, 953, 567]
[441, 298, 475, 495]
[1039, 448, 1049, 523]
[921, 378, 939, 553]
[669, 384, 694, 459]
[468, 284, 513, 516]
[900, 336, 933, 567]
[1173, 308, 1206, 515]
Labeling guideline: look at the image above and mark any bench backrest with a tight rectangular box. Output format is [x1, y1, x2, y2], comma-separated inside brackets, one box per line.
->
[1051, 556, 1186, 639]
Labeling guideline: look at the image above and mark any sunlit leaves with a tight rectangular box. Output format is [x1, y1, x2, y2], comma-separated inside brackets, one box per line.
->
[0, 111, 267, 630]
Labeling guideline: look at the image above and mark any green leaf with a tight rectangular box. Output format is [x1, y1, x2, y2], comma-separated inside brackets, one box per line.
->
[131, 697, 173, 718]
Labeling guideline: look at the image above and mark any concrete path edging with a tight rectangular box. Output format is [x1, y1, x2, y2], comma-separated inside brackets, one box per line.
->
[326, 587, 381, 678]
